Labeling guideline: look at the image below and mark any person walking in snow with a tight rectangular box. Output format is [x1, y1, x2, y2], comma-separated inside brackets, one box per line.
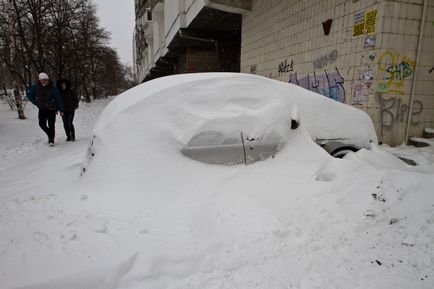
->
[27, 72, 64, 146]
[57, 79, 79, 141]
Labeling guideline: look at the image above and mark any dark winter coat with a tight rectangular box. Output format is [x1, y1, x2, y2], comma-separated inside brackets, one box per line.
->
[27, 82, 64, 112]
[56, 79, 79, 112]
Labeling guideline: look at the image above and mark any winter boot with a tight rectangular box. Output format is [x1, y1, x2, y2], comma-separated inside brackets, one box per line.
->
[71, 127, 75, 141]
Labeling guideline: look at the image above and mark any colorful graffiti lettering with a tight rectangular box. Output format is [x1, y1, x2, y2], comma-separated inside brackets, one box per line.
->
[378, 51, 415, 94]
[386, 62, 412, 80]
[289, 67, 346, 103]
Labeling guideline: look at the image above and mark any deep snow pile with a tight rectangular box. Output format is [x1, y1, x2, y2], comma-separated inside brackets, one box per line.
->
[0, 74, 433, 289]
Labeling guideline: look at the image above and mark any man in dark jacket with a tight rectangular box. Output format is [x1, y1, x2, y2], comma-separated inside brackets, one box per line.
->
[57, 79, 79, 141]
[27, 72, 64, 146]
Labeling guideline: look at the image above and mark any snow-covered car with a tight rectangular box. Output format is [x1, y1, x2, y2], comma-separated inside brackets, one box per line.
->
[82, 73, 377, 172]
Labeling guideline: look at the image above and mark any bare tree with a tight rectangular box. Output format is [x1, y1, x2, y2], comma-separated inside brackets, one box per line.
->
[1, 0, 25, 118]
[45, 0, 86, 79]
[0, 0, 133, 112]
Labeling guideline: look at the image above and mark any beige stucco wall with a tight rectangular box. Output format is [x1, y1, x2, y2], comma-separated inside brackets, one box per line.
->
[240, 0, 434, 145]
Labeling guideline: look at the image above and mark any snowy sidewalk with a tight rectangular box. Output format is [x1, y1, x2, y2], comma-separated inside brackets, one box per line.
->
[0, 99, 109, 207]
[0, 99, 112, 288]
[0, 100, 109, 172]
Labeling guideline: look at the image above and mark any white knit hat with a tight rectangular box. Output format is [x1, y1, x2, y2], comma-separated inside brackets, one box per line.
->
[38, 72, 49, 80]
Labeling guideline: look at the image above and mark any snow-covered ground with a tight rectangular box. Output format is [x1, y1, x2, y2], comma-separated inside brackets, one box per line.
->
[0, 77, 433, 289]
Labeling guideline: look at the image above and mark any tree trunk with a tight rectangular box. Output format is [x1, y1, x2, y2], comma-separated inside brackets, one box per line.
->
[7, 0, 25, 119]
[13, 85, 25, 119]
[2, 81, 7, 96]
[82, 80, 91, 103]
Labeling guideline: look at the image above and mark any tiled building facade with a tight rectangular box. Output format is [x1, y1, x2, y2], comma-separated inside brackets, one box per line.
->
[134, 0, 434, 145]
[241, 0, 434, 145]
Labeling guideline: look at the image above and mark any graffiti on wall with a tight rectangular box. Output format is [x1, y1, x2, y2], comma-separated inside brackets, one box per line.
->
[250, 65, 257, 74]
[313, 50, 338, 70]
[380, 96, 423, 131]
[289, 67, 345, 103]
[386, 62, 413, 81]
[278, 59, 294, 75]
[429, 67, 434, 74]
[378, 51, 415, 94]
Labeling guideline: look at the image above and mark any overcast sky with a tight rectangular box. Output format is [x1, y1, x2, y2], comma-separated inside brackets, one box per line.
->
[94, 0, 135, 65]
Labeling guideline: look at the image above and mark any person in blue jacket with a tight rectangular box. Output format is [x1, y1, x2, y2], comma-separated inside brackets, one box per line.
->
[27, 72, 64, 146]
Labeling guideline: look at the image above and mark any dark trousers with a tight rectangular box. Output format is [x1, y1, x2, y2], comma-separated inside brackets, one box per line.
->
[62, 111, 75, 140]
[38, 109, 56, 142]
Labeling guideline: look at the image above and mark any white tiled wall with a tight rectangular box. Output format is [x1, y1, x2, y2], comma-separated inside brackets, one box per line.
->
[241, 0, 434, 145]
